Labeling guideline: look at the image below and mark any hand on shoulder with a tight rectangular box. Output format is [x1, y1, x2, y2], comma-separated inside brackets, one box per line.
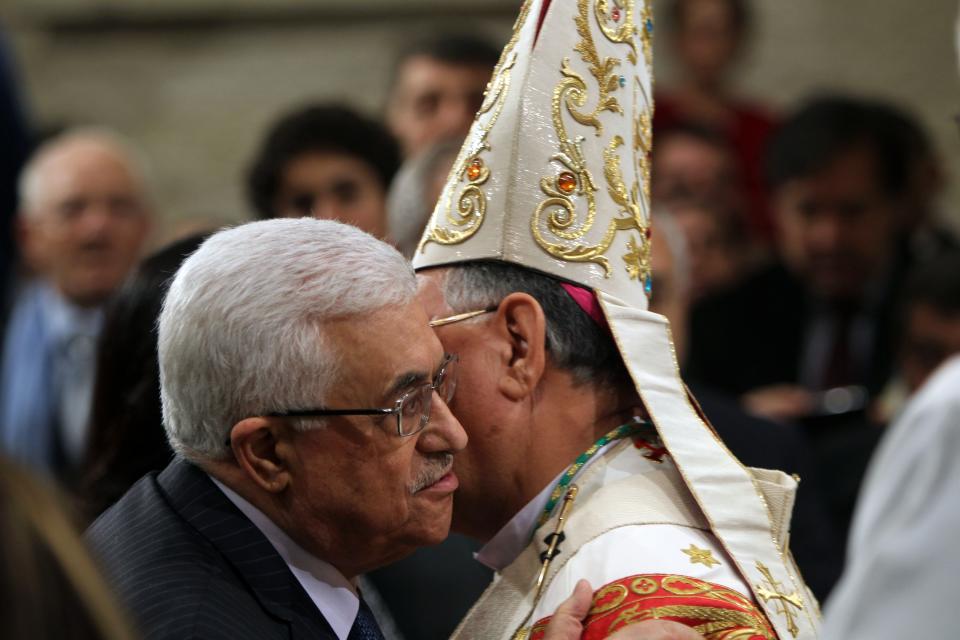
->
[541, 580, 705, 640]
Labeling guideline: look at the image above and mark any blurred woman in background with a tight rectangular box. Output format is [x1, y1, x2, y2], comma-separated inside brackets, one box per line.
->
[79, 234, 207, 520]
[656, 0, 779, 246]
[0, 455, 137, 640]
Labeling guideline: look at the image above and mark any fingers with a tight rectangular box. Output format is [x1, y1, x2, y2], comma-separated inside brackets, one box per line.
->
[538, 584, 707, 640]
[562, 579, 594, 619]
[540, 579, 594, 640]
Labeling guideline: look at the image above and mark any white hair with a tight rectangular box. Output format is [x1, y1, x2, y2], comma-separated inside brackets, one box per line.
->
[158, 218, 416, 461]
[17, 127, 152, 216]
[387, 137, 463, 258]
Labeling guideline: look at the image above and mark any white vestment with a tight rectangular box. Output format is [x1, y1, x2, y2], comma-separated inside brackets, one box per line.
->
[453, 424, 815, 639]
[823, 356, 960, 638]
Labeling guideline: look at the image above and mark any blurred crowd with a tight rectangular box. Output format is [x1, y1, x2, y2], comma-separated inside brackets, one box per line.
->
[1, 1, 959, 638]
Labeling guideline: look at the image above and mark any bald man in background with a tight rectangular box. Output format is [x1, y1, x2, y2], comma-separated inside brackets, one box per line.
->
[0, 129, 152, 476]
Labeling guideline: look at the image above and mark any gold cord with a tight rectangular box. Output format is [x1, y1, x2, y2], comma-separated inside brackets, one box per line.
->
[511, 486, 580, 640]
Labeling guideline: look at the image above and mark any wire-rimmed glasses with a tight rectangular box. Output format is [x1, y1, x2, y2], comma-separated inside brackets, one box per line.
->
[267, 353, 459, 437]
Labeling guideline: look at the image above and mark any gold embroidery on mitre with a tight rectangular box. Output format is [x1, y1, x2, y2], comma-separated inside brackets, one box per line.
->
[532, 0, 653, 290]
[638, 0, 654, 67]
[531, 0, 622, 275]
[418, 1, 531, 252]
[596, 0, 640, 64]
[754, 561, 804, 638]
[634, 78, 654, 203]
[604, 130, 651, 284]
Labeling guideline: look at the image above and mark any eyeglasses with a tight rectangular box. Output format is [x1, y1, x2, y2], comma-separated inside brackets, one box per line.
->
[429, 305, 498, 328]
[267, 353, 459, 437]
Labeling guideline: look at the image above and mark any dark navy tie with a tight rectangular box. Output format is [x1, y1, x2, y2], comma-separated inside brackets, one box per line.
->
[347, 595, 385, 640]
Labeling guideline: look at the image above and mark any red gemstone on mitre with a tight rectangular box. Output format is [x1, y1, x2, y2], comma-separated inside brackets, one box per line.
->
[557, 172, 577, 194]
[645, 227, 652, 240]
[466, 157, 484, 181]
[612, 7, 621, 21]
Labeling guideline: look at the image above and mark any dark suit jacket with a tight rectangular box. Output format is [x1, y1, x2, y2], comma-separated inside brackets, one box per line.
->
[686, 262, 901, 397]
[686, 263, 895, 553]
[86, 459, 338, 640]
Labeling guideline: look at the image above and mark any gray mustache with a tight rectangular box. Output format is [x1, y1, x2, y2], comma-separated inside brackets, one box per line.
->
[410, 453, 454, 493]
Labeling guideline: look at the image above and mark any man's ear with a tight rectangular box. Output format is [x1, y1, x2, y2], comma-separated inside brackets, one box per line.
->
[229, 417, 293, 494]
[494, 292, 548, 401]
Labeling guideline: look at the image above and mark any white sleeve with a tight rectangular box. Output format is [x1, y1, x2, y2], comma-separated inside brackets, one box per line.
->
[531, 523, 754, 623]
[822, 357, 960, 639]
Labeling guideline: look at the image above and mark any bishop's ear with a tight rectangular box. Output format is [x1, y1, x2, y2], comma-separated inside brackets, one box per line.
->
[228, 417, 293, 494]
[494, 292, 548, 401]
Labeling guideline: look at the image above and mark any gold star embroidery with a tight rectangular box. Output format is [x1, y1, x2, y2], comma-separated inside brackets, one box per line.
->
[682, 544, 721, 568]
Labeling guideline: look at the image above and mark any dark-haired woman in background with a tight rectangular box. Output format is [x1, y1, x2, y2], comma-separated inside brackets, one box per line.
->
[79, 234, 208, 521]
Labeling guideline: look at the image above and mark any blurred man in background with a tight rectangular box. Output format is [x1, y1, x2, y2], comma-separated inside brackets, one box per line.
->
[0, 129, 152, 477]
[246, 103, 399, 238]
[652, 124, 743, 220]
[664, 202, 752, 303]
[651, 124, 759, 302]
[385, 35, 498, 159]
[876, 103, 959, 265]
[686, 95, 912, 543]
[688, 96, 909, 420]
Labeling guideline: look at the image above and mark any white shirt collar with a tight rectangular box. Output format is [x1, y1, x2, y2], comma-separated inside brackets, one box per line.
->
[210, 477, 359, 640]
[475, 439, 620, 572]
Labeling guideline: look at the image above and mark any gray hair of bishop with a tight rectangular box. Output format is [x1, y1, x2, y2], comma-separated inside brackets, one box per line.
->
[158, 218, 416, 461]
[439, 261, 628, 388]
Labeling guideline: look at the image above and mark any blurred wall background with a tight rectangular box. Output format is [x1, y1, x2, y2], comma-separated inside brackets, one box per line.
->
[2, 0, 958, 239]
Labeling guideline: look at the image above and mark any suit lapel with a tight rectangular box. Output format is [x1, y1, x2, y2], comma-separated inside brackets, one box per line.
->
[158, 459, 337, 639]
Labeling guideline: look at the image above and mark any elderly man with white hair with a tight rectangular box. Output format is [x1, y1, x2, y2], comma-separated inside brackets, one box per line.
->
[85, 218, 621, 640]
[0, 128, 152, 474]
[84, 218, 465, 640]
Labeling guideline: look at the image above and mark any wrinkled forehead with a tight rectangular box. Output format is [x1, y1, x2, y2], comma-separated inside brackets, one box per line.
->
[330, 299, 444, 384]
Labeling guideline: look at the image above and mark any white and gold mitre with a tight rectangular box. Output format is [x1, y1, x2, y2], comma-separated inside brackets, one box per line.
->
[414, 2, 821, 638]
[413, 0, 655, 309]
